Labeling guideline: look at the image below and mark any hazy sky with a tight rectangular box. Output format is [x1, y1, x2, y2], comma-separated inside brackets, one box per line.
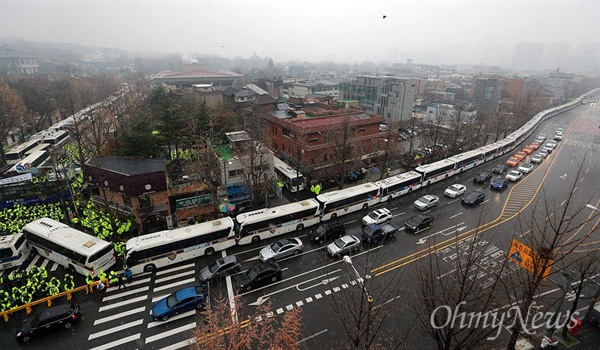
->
[1, 0, 598, 66]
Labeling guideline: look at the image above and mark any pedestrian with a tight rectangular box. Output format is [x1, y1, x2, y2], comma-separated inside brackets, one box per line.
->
[124, 269, 133, 284]
[117, 274, 127, 290]
[97, 280, 106, 296]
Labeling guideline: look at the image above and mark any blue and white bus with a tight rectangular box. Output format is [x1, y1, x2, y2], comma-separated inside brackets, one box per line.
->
[124, 217, 237, 274]
[0, 234, 32, 271]
[317, 183, 380, 221]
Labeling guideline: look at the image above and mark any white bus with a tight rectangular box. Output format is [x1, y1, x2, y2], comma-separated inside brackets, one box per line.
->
[42, 130, 70, 147]
[235, 199, 320, 245]
[316, 183, 380, 221]
[273, 156, 306, 192]
[7, 150, 51, 175]
[25, 142, 52, 156]
[124, 217, 236, 274]
[21, 218, 115, 277]
[0, 233, 32, 271]
[5, 140, 41, 165]
[374, 171, 422, 202]
[414, 159, 457, 187]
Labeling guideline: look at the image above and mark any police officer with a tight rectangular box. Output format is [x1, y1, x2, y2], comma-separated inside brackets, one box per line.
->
[63, 274, 74, 291]
[108, 271, 118, 287]
[97, 270, 107, 283]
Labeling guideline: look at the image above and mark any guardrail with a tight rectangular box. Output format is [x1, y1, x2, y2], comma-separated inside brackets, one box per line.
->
[0, 280, 109, 322]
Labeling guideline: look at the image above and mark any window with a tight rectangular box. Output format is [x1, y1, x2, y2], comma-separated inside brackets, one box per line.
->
[309, 138, 318, 145]
[122, 194, 132, 207]
[358, 128, 365, 135]
[484, 86, 494, 100]
[283, 128, 291, 137]
[138, 194, 151, 208]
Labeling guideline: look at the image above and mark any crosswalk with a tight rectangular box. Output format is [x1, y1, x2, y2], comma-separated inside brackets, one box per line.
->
[86, 263, 202, 350]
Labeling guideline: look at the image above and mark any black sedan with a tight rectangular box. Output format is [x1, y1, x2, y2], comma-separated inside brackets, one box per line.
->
[236, 262, 282, 292]
[462, 191, 486, 206]
[490, 178, 509, 191]
[473, 171, 493, 183]
[16, 303, 81, 342]
[404, 215, 434, 233]
[492, 164, 509, 174]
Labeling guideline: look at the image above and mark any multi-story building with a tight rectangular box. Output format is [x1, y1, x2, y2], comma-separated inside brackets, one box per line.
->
[215, 131, 275, 206]
[471, 77, 505, 119]
[339, 76, 416, 125]
[262, 104, 393, 181]
[0, 47, 39, 75]
[280, 79, 341, 100]
[151, 67, 243, 89]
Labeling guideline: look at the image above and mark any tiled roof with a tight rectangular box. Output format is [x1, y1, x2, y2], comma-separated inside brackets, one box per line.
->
[153, 69, 243, 79]
[86, 157, 165, 176]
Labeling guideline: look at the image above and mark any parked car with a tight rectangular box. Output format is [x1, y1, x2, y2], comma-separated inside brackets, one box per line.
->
[522, 147, 534, 155]
[259, 238, 304, 262]
[361, 223, 400, 244]
[413, 195, 440, 210]
[16, 303, 81, 343]
[492, 164, 509, 174]
[199, 255, 241, 282]
[327, 235, 361, 257]
[404, 214, 434, 233]
[529, 141, 541, 150]
[536, 134, 547, 142]
[490, 178, 509, 191]
[554, 133, 563, 141]
[444, 184, 467, 198]
[506, 170, 523, 182]
[309, 220, 346, 244]
[362, 208, 392, 226]
[531, 154, 544, 164]
[538, 149, 549, 158]
[543, 144, 554, 153]
[474, 171, 493, 183]
[514, 151, 527, 160]
[506, 157, 521, 167]
[236, 262, 282, 292]
[556, 128, 564, 133]
[518, 163, 534, 174]
[462, 191, 486, 206]
[151, 286, 206, 321]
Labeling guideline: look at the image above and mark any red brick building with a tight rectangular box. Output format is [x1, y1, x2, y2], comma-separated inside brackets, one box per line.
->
[261, 103, 396, 181]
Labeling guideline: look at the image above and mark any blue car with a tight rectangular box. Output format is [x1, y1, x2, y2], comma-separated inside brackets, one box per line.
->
[151, 285, 207, 321]
[490, 178, 509, 191]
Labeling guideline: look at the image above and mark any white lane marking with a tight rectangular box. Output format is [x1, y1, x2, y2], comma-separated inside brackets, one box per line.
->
[157, 338, 197, 350]
[145, 322, 196, 344]
[449, 212, 463, 219]
[344, 220, 356, 225]
[39, 258, 49, 269]
[88, 319, 143, 340]
[153, 278, 196, 293]
[225, 250, 238, 324]
[94, 306, 146, 325]
[147, 310, 196, 328]
[50, 261, 59, 271]
[154, 271, 194, 285]
[155, 263, 195, 276]
[26, 255, 41, 272]
[447, 198, 461, 205]
[152, 294, 170, 303]
[99, 295, 147, 312]
[88, 334, 140, 350]
[296, 329, 328, 344]
[106, 277, 151, 291]
[102, 286, 150, 301]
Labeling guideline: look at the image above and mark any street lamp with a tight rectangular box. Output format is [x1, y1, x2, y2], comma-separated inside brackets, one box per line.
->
[343, 256, 374, 306]
[585, 204, 600, 212]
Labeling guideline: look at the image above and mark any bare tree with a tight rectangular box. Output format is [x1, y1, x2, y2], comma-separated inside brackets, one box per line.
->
[0, 78, 28, 163]
[502, 163, 599, 350]
[325, 115, 363, 190]
[194, 293, 302, 350]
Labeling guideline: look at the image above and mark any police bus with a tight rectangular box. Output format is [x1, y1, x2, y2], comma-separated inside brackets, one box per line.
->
[42, 130, 70, 147]
[374, 171, 422, 202]
[124, 217, 237, 274]
[5, 140, 41, 165]
[0, 233, 32, 271]
[316, 183, 380, 221]
[273, 156, 306, 192]
[6, 150, 51, 175]
[235, 199, 320, 245]
[21, 218, 116, 277]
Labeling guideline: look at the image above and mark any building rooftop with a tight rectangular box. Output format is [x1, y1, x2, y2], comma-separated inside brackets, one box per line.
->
[86, 157, 165, 176]
[153, 69, 243, 79]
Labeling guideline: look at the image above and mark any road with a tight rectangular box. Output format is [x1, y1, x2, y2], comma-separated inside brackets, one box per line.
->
[1, 101, 598, 349]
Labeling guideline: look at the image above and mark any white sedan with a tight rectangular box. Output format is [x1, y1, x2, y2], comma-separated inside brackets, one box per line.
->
[517, 163, 533, 174]
[506, 170, 523, 182]
[444, 184, 467, 198]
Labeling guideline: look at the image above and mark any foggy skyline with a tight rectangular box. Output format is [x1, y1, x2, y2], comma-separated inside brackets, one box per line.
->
[1, 0, 598, 68]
